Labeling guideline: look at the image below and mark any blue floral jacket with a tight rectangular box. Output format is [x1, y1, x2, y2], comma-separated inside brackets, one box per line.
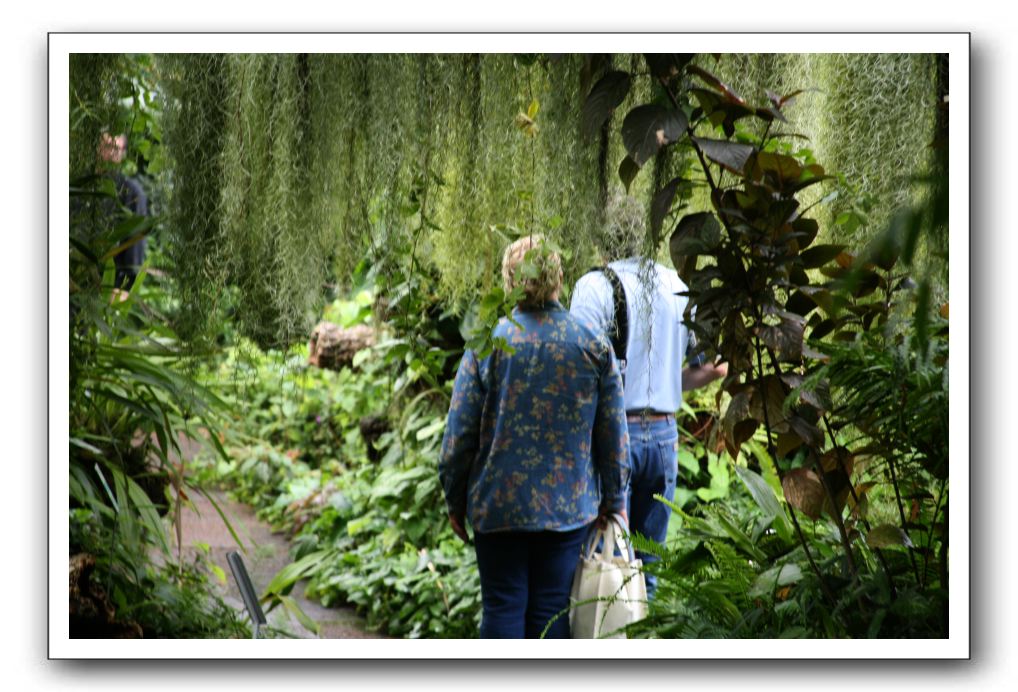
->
[439, 300, 631, 533]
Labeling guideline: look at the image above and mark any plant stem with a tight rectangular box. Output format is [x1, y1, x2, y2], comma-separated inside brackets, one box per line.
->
[760, 338, 858, 580]
[889, 361, 924, 585]
[924, 476, 948, 591]
[887, 450, 922, 585]
[822, 415, 898, 599]
[752, 333, 835, 604]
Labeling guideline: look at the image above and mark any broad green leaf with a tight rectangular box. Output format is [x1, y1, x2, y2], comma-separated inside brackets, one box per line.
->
[696, 455, 731, 502]
[677, 448, 699, 475]
[748, 563, 803, 599]
[866, 524, 915, 549]
[262, 550, 330, 596]
[277, 594, 320, 635]
[735, 466, 783, 521]
[347, 514, 374, 536]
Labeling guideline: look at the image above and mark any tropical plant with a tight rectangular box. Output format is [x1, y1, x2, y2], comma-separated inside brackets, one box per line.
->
[573, 53, 948, 638]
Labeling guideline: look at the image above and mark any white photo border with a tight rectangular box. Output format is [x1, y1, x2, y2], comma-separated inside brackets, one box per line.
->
[49, 31, 970, 660]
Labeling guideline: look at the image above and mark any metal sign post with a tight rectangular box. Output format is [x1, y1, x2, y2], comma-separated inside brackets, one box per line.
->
[226, 551, 267, 639]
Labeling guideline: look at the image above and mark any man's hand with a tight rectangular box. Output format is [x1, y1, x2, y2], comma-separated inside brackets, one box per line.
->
[682, 360, 728, 392]
[449, 512, 470, 544]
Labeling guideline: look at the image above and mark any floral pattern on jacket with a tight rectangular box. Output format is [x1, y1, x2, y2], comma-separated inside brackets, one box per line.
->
[439, 300, 630, 533]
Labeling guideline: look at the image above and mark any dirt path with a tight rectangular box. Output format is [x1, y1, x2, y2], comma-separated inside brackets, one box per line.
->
[176, 488, 387, 639]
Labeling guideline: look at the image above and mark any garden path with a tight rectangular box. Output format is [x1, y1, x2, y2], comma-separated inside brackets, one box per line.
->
[173, 436, 386, 639]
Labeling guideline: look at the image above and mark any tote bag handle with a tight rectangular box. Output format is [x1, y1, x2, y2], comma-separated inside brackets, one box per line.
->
[583, 514, 635, 562]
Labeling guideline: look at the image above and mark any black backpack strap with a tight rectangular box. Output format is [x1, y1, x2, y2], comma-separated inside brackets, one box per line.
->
[585, 265, 628, 371]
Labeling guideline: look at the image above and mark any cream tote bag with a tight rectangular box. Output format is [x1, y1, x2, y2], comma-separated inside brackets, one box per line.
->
[569, 515, 648, 639]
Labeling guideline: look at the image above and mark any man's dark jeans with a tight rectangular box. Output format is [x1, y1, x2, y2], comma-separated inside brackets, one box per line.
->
[473, 525, 590, 638]
[625, 414, 679, 599]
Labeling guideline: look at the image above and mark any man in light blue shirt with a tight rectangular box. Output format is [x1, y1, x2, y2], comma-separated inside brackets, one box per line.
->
[570, 194, 726, 597]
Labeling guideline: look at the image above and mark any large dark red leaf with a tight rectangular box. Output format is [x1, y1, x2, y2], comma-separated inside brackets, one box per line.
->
[766, 88, 808, 110]
[687, 65, 747, 105]
[775, 432, 803, 459]
[800, 244, 847, 269]
[788, 414, 824, 448]
[670, 212, 721, 269]
[749, 375, 789, 434]
[821, 449, 854, 476]
[644, 53, 695, 80]
[581, 70, 631, 140]
[651, 178, 684, 241]
[785, 290, 817, 317]
[759, 312, 805, 362]
[753, 151, 803, 186]
[618, 156, 640, 193]
[622, 105, 687, 166]
[723, 390, 754, 460]
[691, 137, 754, 176]
[782, 468, 824, 520]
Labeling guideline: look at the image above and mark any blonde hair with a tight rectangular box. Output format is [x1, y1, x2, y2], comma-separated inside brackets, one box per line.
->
[501, 234, 562, 304]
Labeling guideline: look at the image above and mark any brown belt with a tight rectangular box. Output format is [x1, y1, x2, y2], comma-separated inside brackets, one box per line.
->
[626, 411, 674, 422]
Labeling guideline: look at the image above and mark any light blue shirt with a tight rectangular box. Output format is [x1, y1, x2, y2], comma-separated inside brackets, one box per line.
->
[569, 258, 691, 414]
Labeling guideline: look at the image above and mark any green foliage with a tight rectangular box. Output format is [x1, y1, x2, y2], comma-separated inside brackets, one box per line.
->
[196, 291, 481, 637]
[159, 54, 337, 349]
[155, 54, 614, 348]
[69, 54, 251, 638]
[68, 212, 248, 637]
[705, 54, 939, 252]
[629, 465, 944, 639]
[151, 52, 940, 353]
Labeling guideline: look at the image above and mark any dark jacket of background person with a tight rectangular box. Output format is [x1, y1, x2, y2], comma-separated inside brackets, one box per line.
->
[439, 301, 631, 534]
[111, 173, 148, 289]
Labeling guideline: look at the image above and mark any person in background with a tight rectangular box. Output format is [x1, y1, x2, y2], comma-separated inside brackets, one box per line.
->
[98, 132, 148, 290]
[569, 193, 727, 599]
[439, 234, 631, 639]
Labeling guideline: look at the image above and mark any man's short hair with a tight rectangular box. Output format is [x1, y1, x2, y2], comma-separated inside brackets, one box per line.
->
[501, 234, 562, 304]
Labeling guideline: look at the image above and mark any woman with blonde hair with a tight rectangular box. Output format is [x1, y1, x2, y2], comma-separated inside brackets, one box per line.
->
[439, 234, 631, 639]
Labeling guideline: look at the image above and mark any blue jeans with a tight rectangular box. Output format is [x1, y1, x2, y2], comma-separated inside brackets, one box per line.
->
[625, 415, 679, 599]
[473, 525, 590, 638]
